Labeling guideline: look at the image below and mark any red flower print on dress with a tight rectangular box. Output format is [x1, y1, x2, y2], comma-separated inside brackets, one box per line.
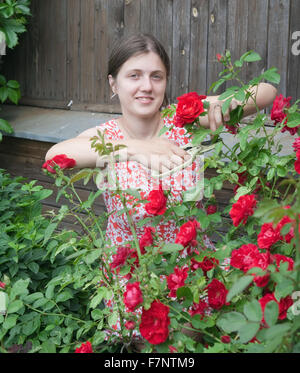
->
[42, 154, 76, 174]
[139, 300, 170, 345]
[123, 282, 143, 312]
[229, 194, 257, 227]
[167, 266, 189, 298]
[75, 341, 93, 353]
[145, 184, 167, 216]
[174, 92, 207, 128]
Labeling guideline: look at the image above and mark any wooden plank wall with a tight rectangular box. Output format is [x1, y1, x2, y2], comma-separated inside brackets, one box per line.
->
[2, 0, 300, 113]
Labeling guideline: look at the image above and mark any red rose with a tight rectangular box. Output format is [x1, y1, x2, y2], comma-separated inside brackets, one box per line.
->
[169, 345, 178, 353]
[206, 279, 228, 310]
[230, 244, 260, 272]
[295, 152, 300, 174]
[224, 122, 240, 134]
[251, 252, 271, 288]
[175, 219, 200, 247]
[189, 299, 208, 318]
[0, 282, 5, 289]
[259, 293, 293, 326]
[292, 137, 300, 152]
[110, 244, 134, 271]
[167, 266, 189, 298]
[221, 335, 231, 344]
[75, 341, 93, 353]
[257, 222, 281, 250]
[229, 194, 257, 227]
[174, 92, 207, 127]
[145, 185, 167, 216]
[123, 282, 143, 312]
[139, 227, 155, 254]
[42, 154, 76, 174]
[271, 94, 299, 135]
[139, 300, 170, 345]
[125, 320, 135, 330]
[216, 53, 224, 62]
[271, 253, 294, 271]
[206, 204, 217, 215]
[275, 214, 295, 243]
[192, 256, 219, 275]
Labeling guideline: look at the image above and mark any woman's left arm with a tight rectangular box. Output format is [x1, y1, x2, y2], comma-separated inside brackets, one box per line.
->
[200, 82, 278, 132]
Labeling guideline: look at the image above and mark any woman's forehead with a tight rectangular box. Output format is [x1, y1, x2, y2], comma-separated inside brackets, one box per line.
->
[119, 51, 167, 74]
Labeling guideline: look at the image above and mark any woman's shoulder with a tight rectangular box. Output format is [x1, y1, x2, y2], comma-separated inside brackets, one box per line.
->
[95, 118, 123, 139]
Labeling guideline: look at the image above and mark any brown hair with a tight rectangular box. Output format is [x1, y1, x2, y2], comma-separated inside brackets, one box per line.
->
[108, 33, 170, 108]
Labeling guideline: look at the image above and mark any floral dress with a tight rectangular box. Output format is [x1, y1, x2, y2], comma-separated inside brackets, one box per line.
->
[95, 115, 213, 249]
[95, 115, 216, 341]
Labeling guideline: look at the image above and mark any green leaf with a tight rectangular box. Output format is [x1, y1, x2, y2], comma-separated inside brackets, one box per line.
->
[43, 223, 58, 246]
[238, 321, 260, 343]
[216, 311, 247, 333]
[11, 278, 30, 299]
[258, 323, 291, 341]
[226, 275, 253, 302]
[3, 314, 18, 330]
[0, 118, 13, 133]
[91, 309, 103, 321]
[243, 299, 262, 322]
[174, 288, 193, 310]
[56, 289, 73, 303]
[264, 300, 279, 327]
[7, 299, 23, 314]
[274, 277, 294, 300]
[161, 243, 183, 253]
[243, 51, 261, 62]
[84, 249, 102, 265]
[6, 80, 20, 89]
[40, 340, 56, 353]
[262, 67, 281, 84]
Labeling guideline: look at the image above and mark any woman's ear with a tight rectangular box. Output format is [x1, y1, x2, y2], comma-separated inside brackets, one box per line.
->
[108, 74, 117, 94]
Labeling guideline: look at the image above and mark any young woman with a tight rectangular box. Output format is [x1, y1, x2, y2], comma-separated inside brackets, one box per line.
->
[45, 33, 277, 249]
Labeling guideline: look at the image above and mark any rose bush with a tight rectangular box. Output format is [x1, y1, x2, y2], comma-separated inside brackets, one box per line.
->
[1, 50, 299, 353]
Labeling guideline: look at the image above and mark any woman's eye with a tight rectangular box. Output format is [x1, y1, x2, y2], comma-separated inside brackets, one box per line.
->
[130, 73, 139, 79]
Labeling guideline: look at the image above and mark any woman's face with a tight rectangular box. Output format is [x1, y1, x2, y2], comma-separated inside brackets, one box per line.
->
[108, 51, 167, 119]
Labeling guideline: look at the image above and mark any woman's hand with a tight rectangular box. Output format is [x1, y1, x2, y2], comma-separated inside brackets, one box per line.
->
[202, 97, 241, 132]
[119, 137, 191, 174]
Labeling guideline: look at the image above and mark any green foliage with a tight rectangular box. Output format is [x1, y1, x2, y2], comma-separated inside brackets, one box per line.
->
[0, 0, 31, 140]
[0, 169, 114, 353]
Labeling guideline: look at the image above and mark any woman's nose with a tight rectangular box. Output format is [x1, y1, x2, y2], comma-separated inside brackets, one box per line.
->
[140, 76, 152, 91]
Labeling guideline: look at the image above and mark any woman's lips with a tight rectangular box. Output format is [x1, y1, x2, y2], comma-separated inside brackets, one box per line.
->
[135, 97, 154, 103]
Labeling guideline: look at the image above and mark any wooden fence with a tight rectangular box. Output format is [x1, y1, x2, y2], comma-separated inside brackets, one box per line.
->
[2, 0, 300, 113]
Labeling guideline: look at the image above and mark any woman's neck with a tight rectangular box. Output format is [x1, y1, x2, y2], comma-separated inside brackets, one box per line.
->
[117, 112, 164, 140]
